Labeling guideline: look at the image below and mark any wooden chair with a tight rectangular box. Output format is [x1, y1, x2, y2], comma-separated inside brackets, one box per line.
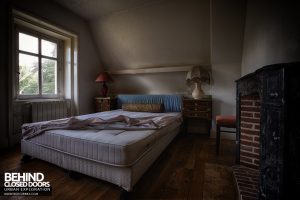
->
[216, 115, 236, 155]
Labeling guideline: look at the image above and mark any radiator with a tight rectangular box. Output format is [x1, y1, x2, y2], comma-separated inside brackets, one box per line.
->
[31, 100, 70, 122]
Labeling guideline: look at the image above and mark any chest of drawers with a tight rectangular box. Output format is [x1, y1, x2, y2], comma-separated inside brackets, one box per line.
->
[95, 97, 116, 112]
[182, 98, 212, 135]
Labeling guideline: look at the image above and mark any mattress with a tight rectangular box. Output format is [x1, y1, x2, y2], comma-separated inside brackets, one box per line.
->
[24, 110, 182, 167]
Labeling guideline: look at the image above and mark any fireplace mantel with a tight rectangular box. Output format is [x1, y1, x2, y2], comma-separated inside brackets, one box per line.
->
[235, 62, 300, 200]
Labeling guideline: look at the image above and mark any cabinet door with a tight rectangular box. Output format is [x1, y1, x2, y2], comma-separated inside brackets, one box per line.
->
[263, 68, 284, 105]
[260, 105, 284, 200]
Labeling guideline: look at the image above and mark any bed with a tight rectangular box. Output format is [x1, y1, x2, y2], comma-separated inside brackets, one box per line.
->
[21, 94, 182, 191]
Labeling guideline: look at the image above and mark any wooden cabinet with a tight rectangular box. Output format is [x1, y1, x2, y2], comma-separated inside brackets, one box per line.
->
[260, 105, 283, 200]
[95, 97, 116, 112]
[259, 65, 300, 200]
[182, 98, 212, 135]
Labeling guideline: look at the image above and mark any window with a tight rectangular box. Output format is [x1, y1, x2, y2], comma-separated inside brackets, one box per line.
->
[12, 9, 79, 115]
[16, 28, 63, 98]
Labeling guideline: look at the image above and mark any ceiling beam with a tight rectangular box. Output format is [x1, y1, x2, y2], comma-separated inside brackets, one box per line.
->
[108, 65, 196, 75]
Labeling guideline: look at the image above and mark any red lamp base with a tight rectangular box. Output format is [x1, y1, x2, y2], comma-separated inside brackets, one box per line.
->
[101, 82, 108, 97]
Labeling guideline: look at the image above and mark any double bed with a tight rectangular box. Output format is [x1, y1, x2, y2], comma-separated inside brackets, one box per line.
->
[21, 94, 182, 191]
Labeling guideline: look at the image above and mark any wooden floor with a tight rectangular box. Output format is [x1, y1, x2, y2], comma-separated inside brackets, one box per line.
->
[0, 134, 236, 200]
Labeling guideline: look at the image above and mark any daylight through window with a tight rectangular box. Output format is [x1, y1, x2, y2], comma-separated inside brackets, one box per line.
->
[17, 31, 62, 98]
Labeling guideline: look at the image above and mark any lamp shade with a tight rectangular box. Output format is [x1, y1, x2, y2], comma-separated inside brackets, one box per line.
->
[186, 66, 210, 99]
[95, 72, 113, 83]
[186, 66, 210, 86]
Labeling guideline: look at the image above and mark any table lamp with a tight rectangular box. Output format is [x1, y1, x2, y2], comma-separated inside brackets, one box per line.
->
[186, 66, 210, 99]
[95, 72, 113, 97]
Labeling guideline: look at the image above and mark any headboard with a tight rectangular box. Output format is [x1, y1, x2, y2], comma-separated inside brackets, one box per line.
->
[117, 94, 182, 112]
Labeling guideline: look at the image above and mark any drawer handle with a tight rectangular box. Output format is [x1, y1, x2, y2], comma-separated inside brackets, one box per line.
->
[269, 92, 278, 97]
[194, 108, 197, 111]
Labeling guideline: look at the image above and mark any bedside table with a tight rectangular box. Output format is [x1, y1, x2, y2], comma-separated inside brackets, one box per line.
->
[182, 98, 212, 136]
[95, 97, 116, 112]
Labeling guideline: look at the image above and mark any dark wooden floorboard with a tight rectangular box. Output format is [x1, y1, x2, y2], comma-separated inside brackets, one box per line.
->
[0, 133, 236, 199]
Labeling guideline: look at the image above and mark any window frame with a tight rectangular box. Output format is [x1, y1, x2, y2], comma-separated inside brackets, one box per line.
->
[15, 25, 64, 99]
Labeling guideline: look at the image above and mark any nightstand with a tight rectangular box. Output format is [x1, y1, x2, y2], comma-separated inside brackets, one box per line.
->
[182, 98, 212, 136]
[95, 97, 116, 112]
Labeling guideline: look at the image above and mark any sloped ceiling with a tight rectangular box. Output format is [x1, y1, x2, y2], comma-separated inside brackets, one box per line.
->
[54, 0, 212, 95]
[55, 0, 154, 20]
[55, 0, 211, 69]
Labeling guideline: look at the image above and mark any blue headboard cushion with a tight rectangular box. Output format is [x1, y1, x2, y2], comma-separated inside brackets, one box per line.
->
[117, 94, 183, 112]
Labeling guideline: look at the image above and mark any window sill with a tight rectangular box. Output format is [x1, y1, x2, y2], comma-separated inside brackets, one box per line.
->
[15, 98, 67, 103]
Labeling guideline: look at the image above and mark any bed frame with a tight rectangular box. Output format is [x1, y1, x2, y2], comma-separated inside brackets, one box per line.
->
[21, 94, 182, 191]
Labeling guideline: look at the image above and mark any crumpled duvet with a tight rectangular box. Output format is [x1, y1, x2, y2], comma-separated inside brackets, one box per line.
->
[22, 114, 181, 140]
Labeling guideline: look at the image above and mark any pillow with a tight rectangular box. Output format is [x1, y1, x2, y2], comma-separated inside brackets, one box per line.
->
[122, 103, 164, 113]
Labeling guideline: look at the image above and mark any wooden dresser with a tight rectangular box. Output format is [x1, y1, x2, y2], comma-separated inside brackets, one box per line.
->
[182, 98, 212, 135]
[95, 97, 116, 112]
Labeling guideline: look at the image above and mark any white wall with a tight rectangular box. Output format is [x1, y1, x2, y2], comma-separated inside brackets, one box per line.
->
[210, 0, 246, 138]
[241, 1, 300, 75]
[12, 0, 102, 114]
[210, 0, 246, 115]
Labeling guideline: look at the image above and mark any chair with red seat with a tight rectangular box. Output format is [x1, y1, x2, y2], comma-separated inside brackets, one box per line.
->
[216, 115, 236, 155]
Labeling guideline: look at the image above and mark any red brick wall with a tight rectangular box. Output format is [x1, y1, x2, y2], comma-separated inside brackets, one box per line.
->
[240, 95, 260, 169]
[233, 165, 259, 200]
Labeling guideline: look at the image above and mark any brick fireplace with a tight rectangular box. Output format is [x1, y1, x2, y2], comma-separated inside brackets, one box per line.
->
[235, 63, 300, 200]
[239, 95, 260, 169]
[234, 94, 261, 200]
